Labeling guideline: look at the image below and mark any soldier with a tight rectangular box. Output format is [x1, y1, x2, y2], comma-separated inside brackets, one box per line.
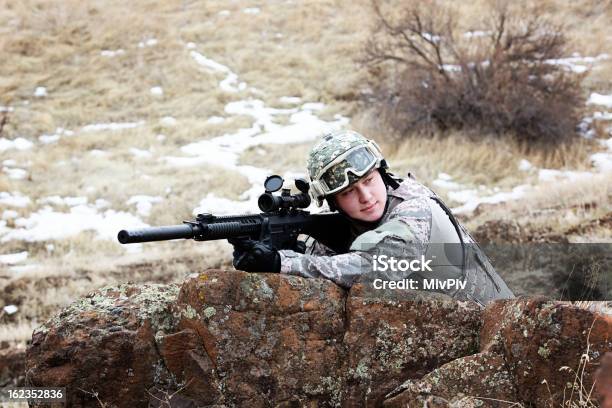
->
[230, 130, 514, 305]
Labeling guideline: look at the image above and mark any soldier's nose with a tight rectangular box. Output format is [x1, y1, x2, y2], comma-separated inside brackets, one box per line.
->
[359, 188, 372, 203]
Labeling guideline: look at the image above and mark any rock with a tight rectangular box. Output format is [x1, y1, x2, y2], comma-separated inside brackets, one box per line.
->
[25, 271, 612, 407]
[383, 351, 516, 408]
[596, 352, 612, 408]
[481, 297, 612, 407]
[26, 283, 181, 407]
[344, 283, 482, 406]
[172, 269, 347, 406]
[382, 297, 611, 408]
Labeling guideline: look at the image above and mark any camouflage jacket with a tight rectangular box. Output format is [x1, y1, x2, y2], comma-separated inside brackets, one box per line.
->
[278, 175, 515, 305]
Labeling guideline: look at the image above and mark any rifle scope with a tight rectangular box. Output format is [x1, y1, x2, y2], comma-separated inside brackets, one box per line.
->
[257, 175, 311, 212]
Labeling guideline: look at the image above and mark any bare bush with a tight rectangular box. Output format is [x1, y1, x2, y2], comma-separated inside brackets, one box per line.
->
[361, 1, 585, 145]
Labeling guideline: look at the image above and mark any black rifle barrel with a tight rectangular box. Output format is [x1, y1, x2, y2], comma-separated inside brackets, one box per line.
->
[117, 224, 198, 244]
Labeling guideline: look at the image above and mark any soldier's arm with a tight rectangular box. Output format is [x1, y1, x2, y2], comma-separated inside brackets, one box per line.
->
[304, 237, 337, 256]
[278, 197, 432, 288]
[278, 249, 368, 288]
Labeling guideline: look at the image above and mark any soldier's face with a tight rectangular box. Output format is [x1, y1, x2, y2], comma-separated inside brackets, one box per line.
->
[334, 169, 387, 222]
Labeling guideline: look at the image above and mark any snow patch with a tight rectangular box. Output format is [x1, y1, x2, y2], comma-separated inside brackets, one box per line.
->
[34, 87, 47, 97]
[279, 96, 302, 104]
[432, 173, 462, 190]
[138, 38, 158, 48]
[587, 93, 612, 108]
[2, 210, 18, 220]
[463, 30, 491, 38]
[1, 206, 148, 242]
[545, 54, 609, 74]
[591, 152, 612, 172]
[518, 159, 533, 171]
[160, 116, 177, 127]
[3, 305, 18, 315]
[0, 192, 31, 208]
[39, 134, 60, 144]
[538, 169, 594, 182]
[101, 49, 125, 57]
[126, 195, 163, 217]
[3, 167, 28, 180]
[38, 196, 88, 207]
[0, 251, 28, 264]
[129, 148, 153, 159]
[95, 199, 110, 209]
[89, 149, 108, 157]
[38, 127, 74, 144]
[451, 185, 531, 214]
[190, 51, 247, 92]
[421, 33, 441, 43]
[0, 137, 34, 152]
[82, 121, 144, 132]
[206, 116, 225, 124]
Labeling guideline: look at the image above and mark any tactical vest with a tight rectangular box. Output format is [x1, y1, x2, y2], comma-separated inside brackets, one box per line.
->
[411, 196, 514, 305]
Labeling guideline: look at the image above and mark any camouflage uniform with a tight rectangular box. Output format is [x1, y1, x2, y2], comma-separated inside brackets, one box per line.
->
[278, 175, 515, 306]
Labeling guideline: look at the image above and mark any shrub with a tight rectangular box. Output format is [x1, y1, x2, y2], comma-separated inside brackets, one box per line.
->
[361, 1, 585, 145]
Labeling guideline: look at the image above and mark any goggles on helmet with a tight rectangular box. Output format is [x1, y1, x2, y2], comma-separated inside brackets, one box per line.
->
[310, 141, 384, 199]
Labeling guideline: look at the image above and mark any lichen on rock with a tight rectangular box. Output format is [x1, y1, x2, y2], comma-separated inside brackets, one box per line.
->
[25, 271, 612, 408]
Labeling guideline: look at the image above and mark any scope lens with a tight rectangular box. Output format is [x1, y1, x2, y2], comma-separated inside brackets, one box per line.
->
[258, 193, 275, 212]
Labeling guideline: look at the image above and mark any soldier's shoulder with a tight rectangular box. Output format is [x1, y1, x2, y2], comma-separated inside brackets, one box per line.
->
[387, 196, 433, 223]
[388, 175, 435, 201]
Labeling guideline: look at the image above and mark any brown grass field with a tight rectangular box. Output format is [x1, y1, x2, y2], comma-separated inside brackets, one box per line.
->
[0, 0, 611, 351]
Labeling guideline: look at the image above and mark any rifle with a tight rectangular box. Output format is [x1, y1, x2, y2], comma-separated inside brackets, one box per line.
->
[117, 175, 352, 253]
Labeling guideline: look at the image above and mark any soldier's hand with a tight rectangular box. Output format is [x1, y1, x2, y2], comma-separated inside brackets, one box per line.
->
[228, 238, 280, 273]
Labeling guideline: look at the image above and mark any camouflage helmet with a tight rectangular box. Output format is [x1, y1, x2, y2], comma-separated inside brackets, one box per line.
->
[307, 130, 386, 206]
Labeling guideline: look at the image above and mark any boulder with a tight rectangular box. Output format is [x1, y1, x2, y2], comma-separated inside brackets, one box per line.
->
[344, 284, 482, 406]
[481, 298, 612, 406]
[170, 269, 347, 406]
[26, 283, 181, 407]
[383, 351, 516, 408]
[383, 297, 612, 407]
[25, 270, 611, 407]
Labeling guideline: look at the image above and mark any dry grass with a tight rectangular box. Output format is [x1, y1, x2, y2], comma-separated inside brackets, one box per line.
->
[239, 142, 313, 176]
[464, 173, 612, 240]
[0, 319, 37, 344]
[369, 126, 598, 189]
